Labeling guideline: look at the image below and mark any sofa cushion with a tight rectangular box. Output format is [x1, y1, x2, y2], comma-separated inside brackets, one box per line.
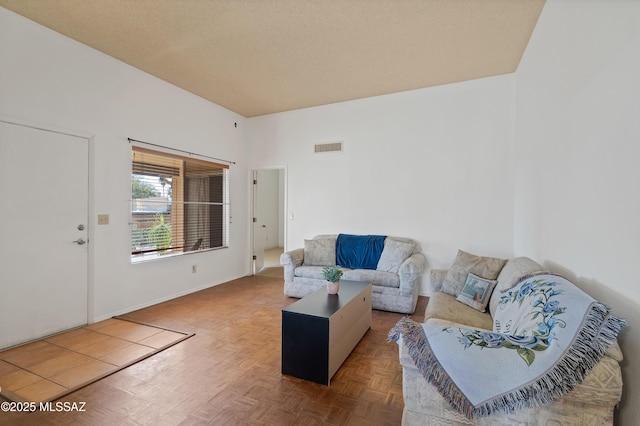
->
[295, 265, 348, 279]
[341, 269, 400, 288]
[377, 238, 415, 273]
[496, 257, 545, 293]
[424, 292, 494, 330]
[455, 273, 497, 312]
[489, 256, 544, 315]
[303, 238, 336, 266]
[441, 250, 507, 297]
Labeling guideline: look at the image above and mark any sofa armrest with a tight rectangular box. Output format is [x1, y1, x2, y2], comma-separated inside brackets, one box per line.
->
[399, 252, 425, 275]
[398, 253, 426, 277]
[398, 253, 426, 296]
[280, 248, 304, 282]
[429, 269, 448, 294]
[563, 353, 623, 407]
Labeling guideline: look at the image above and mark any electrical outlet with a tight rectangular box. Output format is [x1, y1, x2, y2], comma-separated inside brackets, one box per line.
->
[192, 264, 197, 273]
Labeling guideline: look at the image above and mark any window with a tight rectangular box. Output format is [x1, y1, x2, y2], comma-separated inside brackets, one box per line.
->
[131, 146, 229, 262]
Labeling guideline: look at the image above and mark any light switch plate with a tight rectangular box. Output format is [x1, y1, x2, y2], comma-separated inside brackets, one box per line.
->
[98, 214, 109, 225]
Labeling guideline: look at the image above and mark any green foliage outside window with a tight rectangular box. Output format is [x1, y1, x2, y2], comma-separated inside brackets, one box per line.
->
[132, 176, 159, 199]
[147, 213, 172, 252]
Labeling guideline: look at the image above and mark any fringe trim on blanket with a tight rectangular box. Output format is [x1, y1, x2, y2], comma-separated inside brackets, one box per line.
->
[388, 317, 475, 419]
[388, 306, 625, 420]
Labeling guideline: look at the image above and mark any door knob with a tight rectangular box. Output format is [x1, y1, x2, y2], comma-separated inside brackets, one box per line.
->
[73, 238, 86, 245]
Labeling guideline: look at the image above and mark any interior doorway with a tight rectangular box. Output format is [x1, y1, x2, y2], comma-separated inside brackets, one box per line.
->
[251, 167, 286, 276]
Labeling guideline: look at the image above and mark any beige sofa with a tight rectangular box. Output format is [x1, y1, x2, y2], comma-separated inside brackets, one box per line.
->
[396, 253, 624, 425]
[281, 234, 425, 314]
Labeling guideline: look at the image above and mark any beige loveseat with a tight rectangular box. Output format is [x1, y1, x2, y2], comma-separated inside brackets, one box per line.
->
[396, 252, 624, 425]
[281, 234, 425, 314]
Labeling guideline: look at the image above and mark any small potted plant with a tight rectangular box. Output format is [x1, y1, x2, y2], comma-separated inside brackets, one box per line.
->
[322, 266, 343, 294]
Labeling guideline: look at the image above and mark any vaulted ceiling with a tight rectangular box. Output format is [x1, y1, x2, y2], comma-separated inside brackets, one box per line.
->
[0, 0, 545, 117]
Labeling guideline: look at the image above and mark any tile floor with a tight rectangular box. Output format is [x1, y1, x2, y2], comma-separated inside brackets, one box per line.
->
[0, 318, 190, 403]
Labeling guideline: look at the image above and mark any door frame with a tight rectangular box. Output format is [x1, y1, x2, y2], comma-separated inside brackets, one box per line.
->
[1, 115, 95, 326]
[249, 166, 287, 274]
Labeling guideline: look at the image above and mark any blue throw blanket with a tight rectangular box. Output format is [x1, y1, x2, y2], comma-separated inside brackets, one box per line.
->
[389, 273, 625, 419]
[336, 234, 386, 270]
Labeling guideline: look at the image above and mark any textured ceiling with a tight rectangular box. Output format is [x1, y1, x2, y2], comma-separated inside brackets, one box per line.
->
[0, 0, 545, 117]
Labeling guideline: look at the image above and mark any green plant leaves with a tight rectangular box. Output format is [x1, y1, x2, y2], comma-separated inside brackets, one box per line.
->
[322, 266, 343, 282]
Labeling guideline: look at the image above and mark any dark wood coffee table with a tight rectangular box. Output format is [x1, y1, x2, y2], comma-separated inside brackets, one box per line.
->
[281, 280, 372, 385]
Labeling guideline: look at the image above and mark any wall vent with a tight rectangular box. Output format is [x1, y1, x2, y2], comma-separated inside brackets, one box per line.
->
[314, 141, 343, 153]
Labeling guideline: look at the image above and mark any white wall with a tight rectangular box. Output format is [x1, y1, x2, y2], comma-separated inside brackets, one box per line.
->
[515, 1, 640, 424]
[246, 75, 516, 294]
[0, 8, 250, 321]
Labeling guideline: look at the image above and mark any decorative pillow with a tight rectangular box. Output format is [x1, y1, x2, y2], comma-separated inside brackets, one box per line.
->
[377, 239, 415, 273]
[455, 273, 497, 312]
[441, 250, 507, 297]
[303, 238, 336, 266]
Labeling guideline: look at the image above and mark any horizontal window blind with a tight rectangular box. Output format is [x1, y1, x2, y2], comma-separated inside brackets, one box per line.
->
[132, 161, 180, 177]
[131, 146, 229, 261]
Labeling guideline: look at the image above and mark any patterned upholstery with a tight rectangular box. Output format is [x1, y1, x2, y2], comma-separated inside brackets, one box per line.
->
[399, 257, 623, 425]
[281, 235, 426, 314]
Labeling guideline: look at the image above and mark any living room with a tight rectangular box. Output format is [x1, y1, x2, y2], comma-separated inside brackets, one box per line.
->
[1, 1, 638, 425]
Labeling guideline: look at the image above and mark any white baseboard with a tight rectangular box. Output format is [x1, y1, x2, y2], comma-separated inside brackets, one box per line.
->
[91, 273, 249, 323]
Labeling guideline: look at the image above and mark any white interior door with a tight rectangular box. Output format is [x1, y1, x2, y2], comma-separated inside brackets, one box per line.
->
[0, 121, 88, 349]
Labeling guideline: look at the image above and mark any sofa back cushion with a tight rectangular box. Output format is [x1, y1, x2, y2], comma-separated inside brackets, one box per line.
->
[441, 250, 507, 297]
[303, 238, 336, 266]
[488, 257, 544, 315]
[377, 238, 415, 273]
[306, 234, 421, 272]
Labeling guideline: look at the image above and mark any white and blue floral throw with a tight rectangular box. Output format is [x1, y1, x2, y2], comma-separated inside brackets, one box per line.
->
[389, 273, 625, 419]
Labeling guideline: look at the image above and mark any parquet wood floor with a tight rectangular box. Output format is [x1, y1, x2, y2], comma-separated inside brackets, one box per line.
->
[1, 276, 427, 425]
